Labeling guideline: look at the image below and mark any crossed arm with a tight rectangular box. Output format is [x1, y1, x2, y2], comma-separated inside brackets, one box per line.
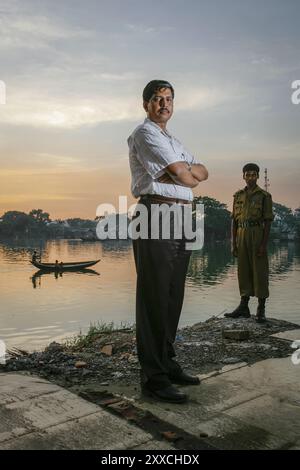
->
[157, 162, 209, 188]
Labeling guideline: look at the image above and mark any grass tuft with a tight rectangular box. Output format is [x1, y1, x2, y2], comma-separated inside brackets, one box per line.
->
[64, 321, 135, 351]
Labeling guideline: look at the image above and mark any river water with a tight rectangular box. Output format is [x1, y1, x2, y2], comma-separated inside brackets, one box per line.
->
[0, 238, 299, 351]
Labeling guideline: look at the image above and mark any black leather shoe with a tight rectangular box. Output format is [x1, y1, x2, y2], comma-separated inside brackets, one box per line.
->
[142, 385, 188, 403]
[169, 371, 200, 386]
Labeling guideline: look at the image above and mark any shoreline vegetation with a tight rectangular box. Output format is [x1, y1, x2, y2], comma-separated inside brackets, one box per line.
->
[2, 316, 299, 395]
[0, 197, 299, 242]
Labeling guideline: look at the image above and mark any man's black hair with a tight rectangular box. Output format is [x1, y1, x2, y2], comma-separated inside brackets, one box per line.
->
[143, 80, 174, 102]
[243, 163, 260, 175]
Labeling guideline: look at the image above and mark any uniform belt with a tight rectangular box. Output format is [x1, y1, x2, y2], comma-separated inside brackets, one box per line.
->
[139, 194, 191, 205]
[238, 220, 263, 228]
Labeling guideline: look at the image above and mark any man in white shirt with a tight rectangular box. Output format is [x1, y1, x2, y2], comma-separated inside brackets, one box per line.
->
[128, 80, 208, 403]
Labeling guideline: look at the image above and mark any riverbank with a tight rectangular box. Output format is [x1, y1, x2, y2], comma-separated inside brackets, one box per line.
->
[1, 316, 300, 450]
[2, 316, 299, 391]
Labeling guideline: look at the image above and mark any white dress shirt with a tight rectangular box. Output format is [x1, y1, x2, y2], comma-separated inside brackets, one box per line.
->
[128, 118, 203, 201]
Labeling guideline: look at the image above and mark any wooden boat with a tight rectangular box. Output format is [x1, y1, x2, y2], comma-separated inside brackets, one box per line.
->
[30, 259, 100, 271]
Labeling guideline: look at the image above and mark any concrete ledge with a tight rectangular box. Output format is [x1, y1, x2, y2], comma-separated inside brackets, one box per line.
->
[271, 329, 300, 341]
[0, 373, 161, 450]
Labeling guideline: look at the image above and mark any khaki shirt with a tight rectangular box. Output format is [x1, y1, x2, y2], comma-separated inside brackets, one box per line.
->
[232, 185, 274, 223]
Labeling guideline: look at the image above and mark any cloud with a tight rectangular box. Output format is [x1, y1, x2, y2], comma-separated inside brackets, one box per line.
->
[0, 194, 79, 203]
[176, 86, 239, 111]
[126, 23, 156, 34]
[250, 55, 271, 65]
[99, 72, 141, 81]
[0, 83, 242, 128]
[0, 91, 143, 128]
[35, 153, 81, 169]
[7, 16, 90, 38]
[0, 82, 244, 129]
[0, 12, 93, 50]
[125, 23, 174, 34]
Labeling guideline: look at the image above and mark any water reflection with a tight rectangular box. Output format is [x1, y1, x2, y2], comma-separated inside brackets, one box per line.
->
[188, 241, 232, 287]
[100, 239, 132, 254]
[187, 241, 298, 287]
[31, 268, 100, 289]
[268, 242, 296, 277]
[0, 237, 299, 350]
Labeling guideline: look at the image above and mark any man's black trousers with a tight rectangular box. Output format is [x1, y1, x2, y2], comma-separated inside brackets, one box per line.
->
[132, 201, 191, 390]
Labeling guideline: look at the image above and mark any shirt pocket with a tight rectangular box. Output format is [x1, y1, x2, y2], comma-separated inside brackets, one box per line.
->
[250, 201, 263, 218]
[234, 200, 243, 217]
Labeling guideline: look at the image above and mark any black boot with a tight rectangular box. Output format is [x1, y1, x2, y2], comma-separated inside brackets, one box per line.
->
[255, 298, 266, 323]
[224, 296, 250, 318]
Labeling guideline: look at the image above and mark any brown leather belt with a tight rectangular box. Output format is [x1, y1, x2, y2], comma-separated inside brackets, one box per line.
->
[139, 194, 191, 205]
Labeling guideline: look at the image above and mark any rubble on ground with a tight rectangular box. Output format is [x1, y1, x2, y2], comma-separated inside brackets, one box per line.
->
[2, 316, 299, 390]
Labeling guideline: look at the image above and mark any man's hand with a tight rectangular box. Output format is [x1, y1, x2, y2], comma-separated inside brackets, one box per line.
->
[190, 164, 209, 182]
[157, 173, 175, 184]
[157, 162, 198, 185]
[257, 244, 267, 257]
[161, 161, 208, 188]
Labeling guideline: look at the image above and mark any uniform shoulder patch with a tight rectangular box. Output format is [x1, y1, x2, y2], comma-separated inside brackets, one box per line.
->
[233, 189, 244, 197]
[260, 189, 272, 198]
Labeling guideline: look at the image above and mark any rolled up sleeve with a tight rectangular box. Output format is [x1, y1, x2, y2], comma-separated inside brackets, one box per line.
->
[181, 148, 203, 166]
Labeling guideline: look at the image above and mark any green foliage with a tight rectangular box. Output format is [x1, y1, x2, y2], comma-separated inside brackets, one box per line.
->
[272, 202, 297, 236]
[64, 321, 134, 351]
[1, 199, 299, 241]
[293, 207, 300, 239]
[0, 211, 35, 235]
[193, 196, 231, 240]
[29, 209, 51, 224]
[0, 209, 51, 237]
[66, 218, 96, 229]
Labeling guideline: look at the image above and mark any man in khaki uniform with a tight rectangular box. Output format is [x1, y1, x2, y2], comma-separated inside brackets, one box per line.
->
[225, 163, 274, 322]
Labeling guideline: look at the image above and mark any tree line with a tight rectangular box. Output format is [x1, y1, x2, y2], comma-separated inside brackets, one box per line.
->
[1, 198, 299, 241]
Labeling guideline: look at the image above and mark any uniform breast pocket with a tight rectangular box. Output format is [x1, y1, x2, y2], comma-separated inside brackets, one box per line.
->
[250, 202, 262, 218]
[234, 201, 243, 216]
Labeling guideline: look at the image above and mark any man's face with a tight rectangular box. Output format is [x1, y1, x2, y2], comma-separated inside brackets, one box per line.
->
[243, 170, 259, 188]
[143, 87, 173, 127]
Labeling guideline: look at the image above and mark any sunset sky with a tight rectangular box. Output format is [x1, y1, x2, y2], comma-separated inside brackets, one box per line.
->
[0, 0, 299, 219]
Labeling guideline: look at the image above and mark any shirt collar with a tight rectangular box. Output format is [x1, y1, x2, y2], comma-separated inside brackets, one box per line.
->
[244, 185, 262, 195]
[144, 117, 171, 137]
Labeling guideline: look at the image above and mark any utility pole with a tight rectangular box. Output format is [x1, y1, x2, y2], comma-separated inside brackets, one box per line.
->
[264, 168, 270, 192]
